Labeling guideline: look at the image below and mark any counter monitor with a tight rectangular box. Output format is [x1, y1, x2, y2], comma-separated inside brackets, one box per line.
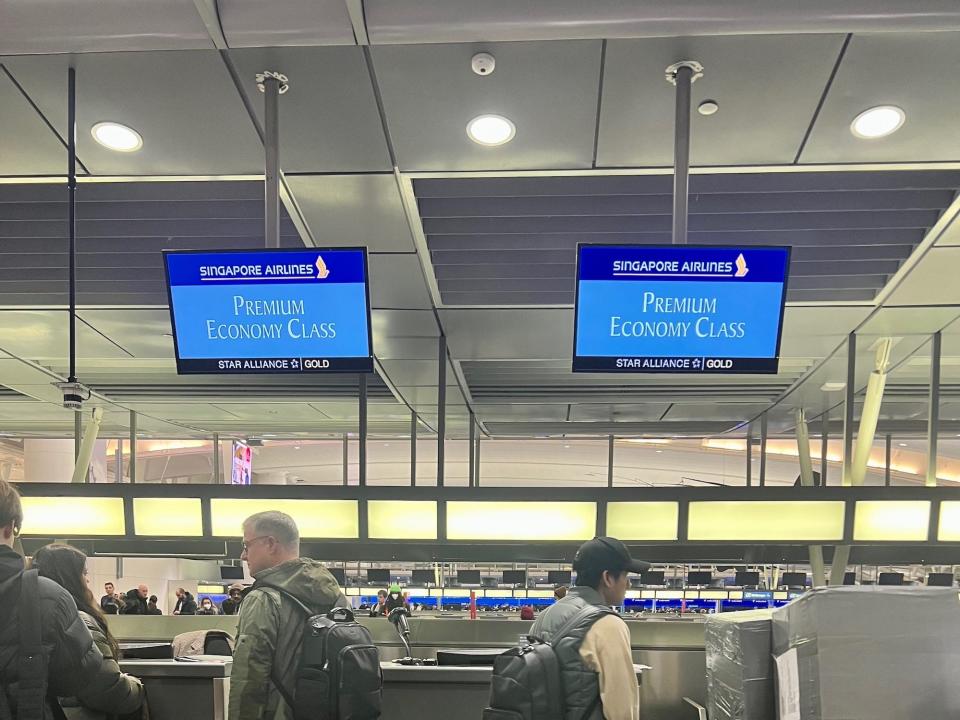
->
[367, 568, 391, 584]
[574, 244, 790, 373]
[502, 570, 527, 585]
[165, 248, 373, 374]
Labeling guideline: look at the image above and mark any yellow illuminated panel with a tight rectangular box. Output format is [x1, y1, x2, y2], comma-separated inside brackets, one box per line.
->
[526, 590, 556, 599]
[367, 501, 437, 540]
[197, 584, 224, 594]
[485, 589, 513, 598]
[429, 589, 444, 597]
[625, 590, 642, 599]
[729, 590, 743, 600]
[938, 502, 960, 541]
[606, 502, 679, 541]
[700, 590, 728, 600]
[684, 590, 700, 599]
[774, 592, 788, 601]
[641, 590, 656, 599]
[687, 501, 845, 541]
[405, 587, 428, 596]
[361, 587, 384, 596]
[20, 497, 125, 536]
[210, 498, 358, 539]
[656, 590, 684, 600]
[133, 497, 202, 537]
[514, 590, 527, 599]
[446, 501, 596, 541]
[854, 501, 930, 542]
[442, 590, 470, 598]
[346, 587, 360, 597]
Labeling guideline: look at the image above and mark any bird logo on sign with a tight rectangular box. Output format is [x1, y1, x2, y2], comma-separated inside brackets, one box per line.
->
[316, 256, 330, 279]
[734, 253, 749, 278]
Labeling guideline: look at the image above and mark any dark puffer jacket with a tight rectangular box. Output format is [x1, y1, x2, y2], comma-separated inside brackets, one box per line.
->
[0, 545, 136, 720]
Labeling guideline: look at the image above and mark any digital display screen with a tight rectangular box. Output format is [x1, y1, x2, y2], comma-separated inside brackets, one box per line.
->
[735, 571, 761, 587]
[457, 570, 481, 585]
[687, 571, 713, 586]
[328, 568, 346, 585]
[230, 441, 252, 486]
[878, 572, 904, 586]
[781, 572, 808, 587]
[927, 573, 954, 587]
[502, 570, 527, 585]
[219, 565, 244, 580]
[640, 571, 666, 586]
[367, 569, 391, 584]
[165, 248, 373, 374]
[548, 570, 572, 585]
[411, 569, 436, 584]
[843, 572, 856, 586]
[574, 245, 790, 373]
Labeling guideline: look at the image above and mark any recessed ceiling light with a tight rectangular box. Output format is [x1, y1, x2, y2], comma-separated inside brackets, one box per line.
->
[850, 106, 905, 139]
[466, 114, 515, 146]
[899, 443, 908, 447]
[294, 445, 301, 451]
[821, 382, 846, 392]
[698, 100, 719, 116]
[91, 121, 143, 152]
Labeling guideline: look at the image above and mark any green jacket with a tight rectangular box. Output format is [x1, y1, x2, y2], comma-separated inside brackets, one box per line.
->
[228, 559, 346, 720]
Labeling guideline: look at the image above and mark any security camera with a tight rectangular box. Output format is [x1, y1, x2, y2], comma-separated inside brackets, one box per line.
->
[471, 52, 496, 76]
[56, 381, 90, 411]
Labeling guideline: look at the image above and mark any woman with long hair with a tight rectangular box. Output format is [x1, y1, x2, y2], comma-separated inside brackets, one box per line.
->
[31, 544, 145, 720]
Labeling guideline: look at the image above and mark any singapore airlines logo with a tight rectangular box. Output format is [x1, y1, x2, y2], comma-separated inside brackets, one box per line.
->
[316, 255, 330, 279]
[734, 254, 749, 278]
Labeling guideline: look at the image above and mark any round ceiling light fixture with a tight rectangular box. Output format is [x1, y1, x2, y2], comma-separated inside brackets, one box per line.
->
[466, 114, 516, 146]
[850, 105, 905, 139]
[698, 100, 719, 116]
[91, 121, 143, 152]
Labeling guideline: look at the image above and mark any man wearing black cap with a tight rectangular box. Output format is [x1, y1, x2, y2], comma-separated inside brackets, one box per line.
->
[530, 537, 646, 720]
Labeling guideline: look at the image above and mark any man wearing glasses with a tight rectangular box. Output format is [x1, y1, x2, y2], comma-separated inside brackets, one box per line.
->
[229, 511, 346, 720]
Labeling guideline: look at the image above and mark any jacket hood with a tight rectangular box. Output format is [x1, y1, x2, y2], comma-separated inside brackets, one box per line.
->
[0, 543, 25, 597]
[254, 558, 342, 613]
[125, 589, 142, 600]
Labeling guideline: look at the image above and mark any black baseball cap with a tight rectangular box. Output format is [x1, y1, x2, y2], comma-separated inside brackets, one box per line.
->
[573, 537, 650, 575]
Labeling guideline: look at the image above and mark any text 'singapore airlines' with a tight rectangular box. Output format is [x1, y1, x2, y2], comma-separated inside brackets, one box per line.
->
[574, 246, 790, 374]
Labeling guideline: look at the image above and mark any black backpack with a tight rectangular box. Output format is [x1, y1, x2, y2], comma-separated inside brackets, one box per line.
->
[0, 570, 65, 720]
[483, 605, 614, 720]
[258, 586, 382, 720]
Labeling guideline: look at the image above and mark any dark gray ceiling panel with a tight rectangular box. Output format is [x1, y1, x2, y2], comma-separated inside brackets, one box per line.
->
[801, 32, 960, 164]
[370, 41, 603, 171]
[1, 51, 263, 175]
[597, 35, 845, 167]
[0, 67, 72, 175]
[225, 47, 392, 172]
[218, 0, 356, 48]
[416, 170, 959, 305]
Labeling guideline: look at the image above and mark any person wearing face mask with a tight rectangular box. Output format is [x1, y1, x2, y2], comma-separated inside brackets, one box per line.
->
[197, 597, 219, 615]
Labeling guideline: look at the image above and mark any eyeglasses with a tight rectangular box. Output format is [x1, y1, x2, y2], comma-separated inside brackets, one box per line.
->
[241, 536, 270, 553]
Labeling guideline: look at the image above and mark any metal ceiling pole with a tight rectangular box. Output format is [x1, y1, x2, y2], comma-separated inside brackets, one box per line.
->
[885, 434, 892, 486]
[129, 411, 137, 484]
[607, 436, 615, 488]
[212, 433, 220, 484]
[820, 421, 829, 485]
[437, 335, 446, 487]
[468, 412, 476, 488]
[67, 67, 78, 384]
[850, 339, 891, 486]
[74, 414, 82, 460]
[796, 409, 826, 587]
[342, 433, 349, 486]
[927, 331, 942, 487]
[359, 374, 368, 487]
[759, 412, 768, 486]
[745, 428, 752, 487]
[410, 411, 417, 487]
[665, 61, 702, 245]
[842, 333, 857, 486]
[256, 72, 288, 248]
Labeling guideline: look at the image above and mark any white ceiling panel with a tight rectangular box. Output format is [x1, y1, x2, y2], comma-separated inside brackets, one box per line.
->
[2, 51, 263, 175]
[368, 254, 432, 309]
[218, 0, 356, 48]
[0, 0, 212, 54]
[597, 34, 845, 167]
[77, 309, 173, 360]
[0, 67, 70, 175]
[286, 175, 414, 252]
[0, 309, 131, 361]
[801, 33, 960, 163]
[880, 247, 960, 306]
[570, 404, 671, 422]
[858, 306, 960, 335]
[371, 41, 603, 171]
[226, 47, 391, 172]
[371, 309, 438, 338]
[441, 308, 572, 360]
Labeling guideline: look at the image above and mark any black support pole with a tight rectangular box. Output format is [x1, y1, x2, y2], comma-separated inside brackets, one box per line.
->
[358, 374, 367, 487]
[67, 67, 77, 384]
[437, 335, 446, 488]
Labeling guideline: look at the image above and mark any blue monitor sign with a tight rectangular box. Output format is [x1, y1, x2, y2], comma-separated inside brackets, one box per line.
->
[164, 248, 373, 374]
[574, 245, 791, 374]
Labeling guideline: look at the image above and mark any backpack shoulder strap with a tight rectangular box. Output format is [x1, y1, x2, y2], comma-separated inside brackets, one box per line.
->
[16, 570, 50, 720]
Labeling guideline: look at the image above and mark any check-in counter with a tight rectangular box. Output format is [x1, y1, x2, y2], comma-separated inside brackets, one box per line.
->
[109, 615, 706, 720]
[119, 659, 230, 720]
